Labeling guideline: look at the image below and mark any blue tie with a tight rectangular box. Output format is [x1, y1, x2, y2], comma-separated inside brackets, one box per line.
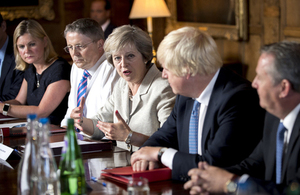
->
[77, 70, 90, 108]
[189, 100, 201, 154]
[276, 122, 286, 184]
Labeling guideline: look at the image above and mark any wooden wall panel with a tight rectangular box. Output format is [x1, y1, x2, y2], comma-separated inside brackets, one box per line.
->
[245, 35, 262, 81]
[285, 0, 300, 26]
[263, 1, 280, 44]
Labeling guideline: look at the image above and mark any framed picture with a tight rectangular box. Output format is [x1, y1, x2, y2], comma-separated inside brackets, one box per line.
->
[166, 0, 248, 41]
[0, 0, 55, 21]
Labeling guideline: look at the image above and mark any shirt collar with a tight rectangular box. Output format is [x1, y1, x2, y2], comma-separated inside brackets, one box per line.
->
[282, 103, 300, 131]
[86, 52, 106, 76]
[196, 69, 220, 106]
[101, 19, 110, 32]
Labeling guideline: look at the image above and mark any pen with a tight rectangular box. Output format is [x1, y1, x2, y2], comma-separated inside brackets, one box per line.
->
[12, 124, 26, 128]
[91, 176, 106, 187]
[14, 149, 23, 157]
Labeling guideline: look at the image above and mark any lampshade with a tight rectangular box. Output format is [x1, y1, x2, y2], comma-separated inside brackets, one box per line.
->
[129, 0, 171, 19]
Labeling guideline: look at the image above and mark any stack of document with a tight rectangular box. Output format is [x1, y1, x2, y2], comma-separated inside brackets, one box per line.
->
[101, 166, 172, 184]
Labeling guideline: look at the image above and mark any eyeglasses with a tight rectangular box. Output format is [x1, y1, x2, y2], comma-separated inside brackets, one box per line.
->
[64, 41, 95, 53]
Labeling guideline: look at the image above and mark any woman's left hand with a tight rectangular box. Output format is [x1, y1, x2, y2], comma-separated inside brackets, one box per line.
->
[97, 110, 131, 141]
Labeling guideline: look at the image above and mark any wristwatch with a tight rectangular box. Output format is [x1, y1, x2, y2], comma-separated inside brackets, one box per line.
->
[225, 175, 239, 194]
[2, 103, 10, 116]
[157, 147, 167, 163]
[125, 130, 133, 149]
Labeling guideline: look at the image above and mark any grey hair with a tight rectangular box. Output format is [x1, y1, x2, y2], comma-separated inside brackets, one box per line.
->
[261, 41, 300, 93]
[64, 18, 104, 41]
[103, 25, 153, 66]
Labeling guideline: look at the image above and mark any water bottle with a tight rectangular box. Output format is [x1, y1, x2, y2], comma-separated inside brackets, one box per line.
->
[37, 118, 60, 195]
[59, 118, 86, 195]
[17, 114, 38, 195]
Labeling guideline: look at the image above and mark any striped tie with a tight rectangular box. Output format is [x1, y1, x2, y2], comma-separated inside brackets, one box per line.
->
[276, 122, 286, 184]
[77, 70, 90, 108]
[189, 100, 200, 154]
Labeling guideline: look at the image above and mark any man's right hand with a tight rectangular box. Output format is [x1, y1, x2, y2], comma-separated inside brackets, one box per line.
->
[70, 96, 85, 131]
[132, 160, 159, 172]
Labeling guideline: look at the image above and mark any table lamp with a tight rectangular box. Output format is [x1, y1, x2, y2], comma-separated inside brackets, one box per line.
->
[129, 0, 171, 64]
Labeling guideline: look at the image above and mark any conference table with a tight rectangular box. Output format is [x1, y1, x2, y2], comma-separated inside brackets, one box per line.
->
[0, 123, 189, 194]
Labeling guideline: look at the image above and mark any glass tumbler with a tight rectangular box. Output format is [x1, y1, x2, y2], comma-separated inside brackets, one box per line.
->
[127, 177, 150, 195]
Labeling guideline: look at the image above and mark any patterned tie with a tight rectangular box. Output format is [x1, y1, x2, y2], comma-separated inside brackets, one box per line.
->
[189, 100, 201, 154]
[276, 122, 287, 184]
[77, 70, 90, 108]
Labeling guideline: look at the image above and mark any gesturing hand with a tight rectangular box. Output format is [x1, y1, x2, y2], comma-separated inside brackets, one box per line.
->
[97, 110, 131, 141]
[70, 96, 85, 131]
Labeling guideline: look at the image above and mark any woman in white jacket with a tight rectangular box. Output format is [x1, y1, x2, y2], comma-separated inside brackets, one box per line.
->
[71, 25, 176, 151]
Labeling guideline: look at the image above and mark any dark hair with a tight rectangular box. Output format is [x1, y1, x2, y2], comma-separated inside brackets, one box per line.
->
[92, 0, 111, 10]
[261, 41, 300, 93]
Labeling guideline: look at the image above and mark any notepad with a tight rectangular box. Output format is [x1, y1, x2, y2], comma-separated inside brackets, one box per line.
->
[101, 166, 172, 184]
[50, 140, 113, 156]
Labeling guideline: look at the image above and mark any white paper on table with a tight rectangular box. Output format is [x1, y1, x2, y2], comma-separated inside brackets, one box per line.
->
[0, 143, 14, 161]
[49, 139, 102, 148]
[0, 122, 27, 129]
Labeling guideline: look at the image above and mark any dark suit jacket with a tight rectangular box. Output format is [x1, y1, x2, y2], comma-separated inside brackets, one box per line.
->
[0, 37, 24, 101]
[142, 67, 265, 181]
[104, 22, 116, 40]
[226, 111, 300, 194]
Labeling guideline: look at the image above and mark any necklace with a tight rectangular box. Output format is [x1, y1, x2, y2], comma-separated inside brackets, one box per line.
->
[36, 73, 40, 88]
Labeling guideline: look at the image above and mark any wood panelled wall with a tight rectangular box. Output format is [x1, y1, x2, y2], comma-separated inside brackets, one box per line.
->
[3, 0, 300, 81]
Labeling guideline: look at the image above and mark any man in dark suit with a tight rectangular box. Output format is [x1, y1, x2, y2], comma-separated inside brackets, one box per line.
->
[184, 41, 300, 195]
[130, 27, 265, 182]
[90, 0, 116, 39]
[0, 14, 24, 101]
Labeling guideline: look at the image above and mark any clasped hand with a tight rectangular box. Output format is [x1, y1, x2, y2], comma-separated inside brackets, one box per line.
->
[183, 162, 235, 195]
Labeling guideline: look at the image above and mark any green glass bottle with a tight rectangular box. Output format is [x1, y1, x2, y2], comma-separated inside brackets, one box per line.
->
[59, 119, 86, 195]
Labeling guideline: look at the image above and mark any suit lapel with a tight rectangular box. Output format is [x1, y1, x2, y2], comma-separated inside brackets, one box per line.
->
[0, 37, 14, 87]
[266, 118, 279, 181]
[281, 111, 300, 181]
[121, 84, 130, 124]
[201, 69, 225, 152]
[130, 65, 158, 116]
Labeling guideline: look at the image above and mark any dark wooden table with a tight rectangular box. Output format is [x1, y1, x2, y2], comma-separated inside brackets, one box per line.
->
[0, 132, 189, 195]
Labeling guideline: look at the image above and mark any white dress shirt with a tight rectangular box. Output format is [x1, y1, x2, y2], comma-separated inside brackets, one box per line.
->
[161, 69, 220, 169]
[61, 53, 119, 127]
[101, 19, 110, 32]
[282, 103, 300, 153]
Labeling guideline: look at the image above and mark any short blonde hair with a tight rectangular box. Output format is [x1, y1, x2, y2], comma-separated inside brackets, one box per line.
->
[13, 20, 58, 71]
[104, 25, 153, 66]
[157, 27, 222, 76]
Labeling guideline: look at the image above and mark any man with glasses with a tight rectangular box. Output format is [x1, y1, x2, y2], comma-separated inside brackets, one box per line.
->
[60, 18, 119, 128]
